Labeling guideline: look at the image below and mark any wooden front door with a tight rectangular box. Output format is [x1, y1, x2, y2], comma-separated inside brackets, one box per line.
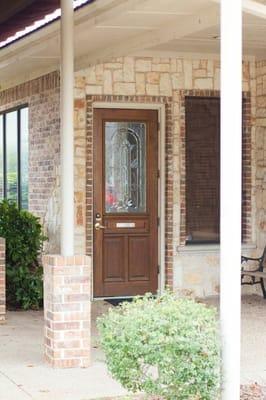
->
[93, 108, 158, 297]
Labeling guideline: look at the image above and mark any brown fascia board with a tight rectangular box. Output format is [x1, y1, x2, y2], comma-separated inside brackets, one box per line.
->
[0, 0, 36, 24]
[0, 0, 60, 42]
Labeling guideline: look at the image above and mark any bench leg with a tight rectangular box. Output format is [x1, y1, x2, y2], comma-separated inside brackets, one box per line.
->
[260, 278, 266, 299]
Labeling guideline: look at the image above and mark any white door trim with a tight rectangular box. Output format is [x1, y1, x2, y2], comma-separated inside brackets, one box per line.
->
[92, 102, 166, 296]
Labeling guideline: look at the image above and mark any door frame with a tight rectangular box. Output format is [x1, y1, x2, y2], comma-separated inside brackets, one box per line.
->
[92, 102, 166, 298]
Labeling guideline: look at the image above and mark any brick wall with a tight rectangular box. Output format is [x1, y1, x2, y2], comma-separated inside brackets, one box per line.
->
[0, 238, 5, 322]
[185, 96, 220, 242]
[178, 91, 252, 245]
[76, 56, 256, 294]
[0, 72, 61, 253]
[255, 61, 266, 251]
[43, 255, 91, 368]
[86, 95, 174, 287]
[0, 56, 258, 296]
[242, 94, 253, 243]
[74, 76, 87, 254]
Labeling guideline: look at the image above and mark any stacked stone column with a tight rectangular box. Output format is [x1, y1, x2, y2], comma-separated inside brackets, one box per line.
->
[43, 255, 91, 368]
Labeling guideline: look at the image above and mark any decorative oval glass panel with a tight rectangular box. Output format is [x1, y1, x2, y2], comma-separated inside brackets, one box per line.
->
[105, 121, 146, 213]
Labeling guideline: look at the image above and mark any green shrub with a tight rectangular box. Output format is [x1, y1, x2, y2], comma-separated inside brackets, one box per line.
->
[0, 200, 47, 310]
[98, 292, 220, 400]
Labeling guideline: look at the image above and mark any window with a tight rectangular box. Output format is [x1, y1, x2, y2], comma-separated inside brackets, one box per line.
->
[185, 97, 221, 244]
[185, 96, 248, 244]
[0, 106, 29, 208]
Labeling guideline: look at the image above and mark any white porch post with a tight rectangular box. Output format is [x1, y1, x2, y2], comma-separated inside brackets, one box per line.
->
[43, 1, 91, 369]
[60, 0, 74, 256]
[220, 0, 242, 399]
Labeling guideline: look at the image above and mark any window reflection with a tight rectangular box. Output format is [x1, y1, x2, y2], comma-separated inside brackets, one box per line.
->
[0, 106, 29, 208]
[20, 108, 29, 209]
[6, 111, 18, 203]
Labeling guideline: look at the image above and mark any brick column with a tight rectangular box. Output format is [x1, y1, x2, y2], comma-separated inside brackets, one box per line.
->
[0, 238, 5, 323]
[43, 255, 91, 368]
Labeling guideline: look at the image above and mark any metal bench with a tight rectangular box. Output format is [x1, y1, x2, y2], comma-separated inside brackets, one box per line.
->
[241, 246, 266, 299]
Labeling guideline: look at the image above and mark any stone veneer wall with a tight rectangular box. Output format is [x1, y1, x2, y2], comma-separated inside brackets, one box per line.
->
[178, 90, 252, 245]
[74, 56, 257, 296]
[255, 61, 266, 250]
[0, 238, 5, 322]
[0, 56, 261, 296]
[86, 95, 174, 286]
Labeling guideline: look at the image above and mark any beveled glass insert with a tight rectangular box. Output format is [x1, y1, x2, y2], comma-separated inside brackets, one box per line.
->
[105, 122, 146, 213]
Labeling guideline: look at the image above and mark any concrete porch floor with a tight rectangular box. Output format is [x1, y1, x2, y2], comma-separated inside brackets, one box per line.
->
[0, 295, 265, 400]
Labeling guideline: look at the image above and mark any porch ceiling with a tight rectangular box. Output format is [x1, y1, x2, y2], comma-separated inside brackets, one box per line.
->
[0, 0, 266, 90]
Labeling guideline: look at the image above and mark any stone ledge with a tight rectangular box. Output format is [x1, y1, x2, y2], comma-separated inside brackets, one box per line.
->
[176, 243, 257, 255]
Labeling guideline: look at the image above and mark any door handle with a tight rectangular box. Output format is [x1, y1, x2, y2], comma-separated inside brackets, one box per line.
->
[95, 222, 106, 230]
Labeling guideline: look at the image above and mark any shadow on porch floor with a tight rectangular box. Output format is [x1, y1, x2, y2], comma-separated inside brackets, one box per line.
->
[0, 295, 265, 400]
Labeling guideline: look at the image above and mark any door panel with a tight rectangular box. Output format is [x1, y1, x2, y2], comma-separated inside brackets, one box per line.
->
[93, 108, 158, 297]
[128, 236, 150, 281]
[103, 236, 125, 282]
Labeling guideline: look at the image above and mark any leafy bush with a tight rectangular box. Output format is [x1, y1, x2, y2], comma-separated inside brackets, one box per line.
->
[98, 292, 220, 400]
[6, 264, 43, 310]
[0, 200, 47, 309]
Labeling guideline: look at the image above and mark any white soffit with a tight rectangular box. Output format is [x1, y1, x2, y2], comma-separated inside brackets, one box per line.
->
[0, 0, 266, 90]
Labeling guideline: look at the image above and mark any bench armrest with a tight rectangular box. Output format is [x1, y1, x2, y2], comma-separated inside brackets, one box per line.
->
[241, 255, 263, 273]
[241, 267, 261, 273]
[241, 256, 261, 263]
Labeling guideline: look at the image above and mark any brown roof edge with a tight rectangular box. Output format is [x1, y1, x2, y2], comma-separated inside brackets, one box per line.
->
[0, 0, 61, 43]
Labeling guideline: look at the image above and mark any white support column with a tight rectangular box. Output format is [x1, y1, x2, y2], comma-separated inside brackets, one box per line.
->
[220, 0, 242, 399]
[60, 0, 74, 256]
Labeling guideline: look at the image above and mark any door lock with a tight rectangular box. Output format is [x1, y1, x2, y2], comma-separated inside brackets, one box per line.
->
[95, 222, 106, 230]
[95, 213, 102, 221]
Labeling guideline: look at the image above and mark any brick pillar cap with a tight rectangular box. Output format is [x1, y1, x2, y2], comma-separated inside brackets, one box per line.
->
[42, 255, 91, 266]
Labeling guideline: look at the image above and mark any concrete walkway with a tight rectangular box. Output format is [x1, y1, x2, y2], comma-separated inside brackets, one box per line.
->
[0, 296, 265, 400]
[205, 295, 266, 385]
[0, 301, 127, 400]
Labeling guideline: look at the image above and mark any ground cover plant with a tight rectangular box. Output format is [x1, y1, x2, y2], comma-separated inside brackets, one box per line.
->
[98, 292, 220, 400]
[0, 199, 47, 309]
